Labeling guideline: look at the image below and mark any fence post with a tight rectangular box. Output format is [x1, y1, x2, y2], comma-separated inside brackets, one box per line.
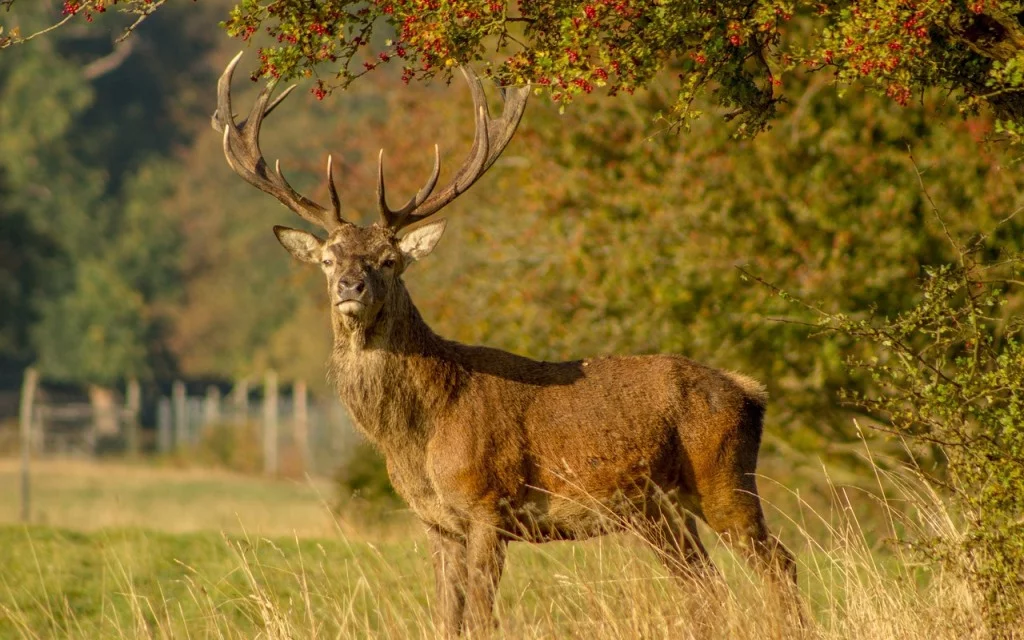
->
[263, 370, 279, 476]
[125, 378, 141, 457]
[232, 378, 249, 423]
[203, 385, 221, 438]
[187, 397, 203, 445]
[293, 379, 309, 474]
[172, 380, 187, 450]
[204, 385, 221, 423]
[157, 397, 172, 454]
[19, 368, 39, 523]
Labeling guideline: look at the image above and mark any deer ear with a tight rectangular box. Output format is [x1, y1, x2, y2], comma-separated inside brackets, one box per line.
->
[273, 226, 324, 264]
[398, 219, 447, 262]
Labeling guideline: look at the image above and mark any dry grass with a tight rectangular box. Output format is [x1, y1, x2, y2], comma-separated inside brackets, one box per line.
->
[0, 458, 340, 537]
[0, 454, 1001, 639]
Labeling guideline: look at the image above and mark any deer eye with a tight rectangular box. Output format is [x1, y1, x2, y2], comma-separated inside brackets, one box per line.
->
[381, 258, 396, 269]
[322, 259, 333, 267]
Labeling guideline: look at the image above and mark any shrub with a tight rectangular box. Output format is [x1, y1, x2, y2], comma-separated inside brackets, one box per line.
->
[332, 440, 400, 513]
[768, 214, 1024, 634]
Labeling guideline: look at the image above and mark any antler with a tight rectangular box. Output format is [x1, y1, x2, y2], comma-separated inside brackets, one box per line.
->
[212, 52, 348, 232]
[377, 67, 529, 231]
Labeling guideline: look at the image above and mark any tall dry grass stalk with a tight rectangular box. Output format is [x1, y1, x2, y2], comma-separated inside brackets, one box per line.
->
[0, 450, 998, 639]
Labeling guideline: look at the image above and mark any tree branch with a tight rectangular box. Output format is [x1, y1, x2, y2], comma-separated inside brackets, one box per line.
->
[82, 37, 136, 79]
[0, 10, 78, 49]
[115, 0, 166, 43]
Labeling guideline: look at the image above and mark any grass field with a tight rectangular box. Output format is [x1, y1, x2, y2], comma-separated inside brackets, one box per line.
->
[0, 457, 993, 639]
[0, 459, 340, 537]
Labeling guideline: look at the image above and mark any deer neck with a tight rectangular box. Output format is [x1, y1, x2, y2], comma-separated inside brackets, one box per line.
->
[327, 284, 457, 447]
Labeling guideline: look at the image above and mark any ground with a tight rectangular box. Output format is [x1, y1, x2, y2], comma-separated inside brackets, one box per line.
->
[0, 458, 987, 639]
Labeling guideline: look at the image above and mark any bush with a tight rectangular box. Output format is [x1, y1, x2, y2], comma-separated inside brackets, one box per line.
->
[775, 217, 1024, 634]
[332, 440, 400, 514]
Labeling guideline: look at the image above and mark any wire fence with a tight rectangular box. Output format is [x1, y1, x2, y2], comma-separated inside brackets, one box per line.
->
[10, 368, 360, 479]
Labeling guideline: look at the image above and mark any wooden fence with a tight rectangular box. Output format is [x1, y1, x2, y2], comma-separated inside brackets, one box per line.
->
[14, 368, 358, 476]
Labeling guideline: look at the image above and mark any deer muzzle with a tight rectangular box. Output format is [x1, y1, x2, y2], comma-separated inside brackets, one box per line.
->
[335, 278, 368, 316]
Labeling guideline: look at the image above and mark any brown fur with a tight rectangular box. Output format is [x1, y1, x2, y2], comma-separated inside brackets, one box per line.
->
[274, 222, 797, 636]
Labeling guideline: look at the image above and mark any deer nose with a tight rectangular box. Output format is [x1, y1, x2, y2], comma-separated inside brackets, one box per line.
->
[336, 278, 366, 300]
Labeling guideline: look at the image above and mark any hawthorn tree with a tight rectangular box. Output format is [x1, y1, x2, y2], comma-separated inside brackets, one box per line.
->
[7, 0, 1024, 139]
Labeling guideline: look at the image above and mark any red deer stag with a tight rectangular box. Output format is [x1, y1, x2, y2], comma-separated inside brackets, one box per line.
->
[213, 52, 796, 636]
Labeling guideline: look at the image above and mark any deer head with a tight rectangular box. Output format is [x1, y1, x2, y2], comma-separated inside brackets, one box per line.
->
[211, 52, 529, 333]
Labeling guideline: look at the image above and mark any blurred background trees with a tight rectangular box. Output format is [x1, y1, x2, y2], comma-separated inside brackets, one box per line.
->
[0, 0, 1020, 444]
[1, 1, 1023, 627]
[0, 1, 222, 385]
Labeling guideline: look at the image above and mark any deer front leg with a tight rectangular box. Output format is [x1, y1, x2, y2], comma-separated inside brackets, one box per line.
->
[463, 523, 507, 636]
[426, 524, 468, 638]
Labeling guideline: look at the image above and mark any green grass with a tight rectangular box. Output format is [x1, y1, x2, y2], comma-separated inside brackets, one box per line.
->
[0, 521, 985, 640]
[0, 525, 433, 638]
[0, 459, 342, 537]
[0, 457, 997, 639]
[0, 523, 791, 639]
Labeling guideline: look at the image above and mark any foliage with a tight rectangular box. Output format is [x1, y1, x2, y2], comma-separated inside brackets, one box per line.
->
[7, 1, 1024, 136]
[0, 0, 219, 385]
[778, 213, 1024, 632]
[214, 0, 1024, 139]
[0, 175, 64, 365]
[2, 0, 1021, 483]
[157, 53, 1024, 451]
[32, 261, 150, 381]
[3, 2, 1023, 404]
[0, 0, 171, 48]
[332, 440, 400, 509]
[397, 76, 1023, 452]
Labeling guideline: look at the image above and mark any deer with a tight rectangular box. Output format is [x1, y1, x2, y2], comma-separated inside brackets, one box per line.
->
[212, 51, 797, 636]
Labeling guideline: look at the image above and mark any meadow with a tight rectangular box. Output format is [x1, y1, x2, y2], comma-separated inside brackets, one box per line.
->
[0, 452, 994, 639]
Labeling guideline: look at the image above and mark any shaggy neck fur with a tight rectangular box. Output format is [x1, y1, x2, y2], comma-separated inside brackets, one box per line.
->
[327, 281, 460, 448]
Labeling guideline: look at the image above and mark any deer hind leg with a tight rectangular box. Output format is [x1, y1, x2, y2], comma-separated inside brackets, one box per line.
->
[700, 479, 797, 589]
[632, 499, 727, 634]
[637, 507, 719, 583]
[701, 486, 808, 631]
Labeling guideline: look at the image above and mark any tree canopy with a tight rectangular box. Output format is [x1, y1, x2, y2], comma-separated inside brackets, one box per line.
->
[0, 0, 219, 383]
[9, 0, 1024, 139]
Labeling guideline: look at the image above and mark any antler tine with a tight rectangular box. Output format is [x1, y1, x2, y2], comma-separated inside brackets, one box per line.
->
[211, 51, 243, 134]
[213, 52, 347, 232]
[377, 66, 529, 231]
[412, 144, 442, 211]
[377, 145, 442, 228]
[242, 77, 279, 144]
[482, 83, 529, 172]
[377, 150, 394, 227]
[461, 67, 494, 173]
[213, 81, 297, 133]
[326, 155, 342, 216]
[263, 83, 297, 119]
